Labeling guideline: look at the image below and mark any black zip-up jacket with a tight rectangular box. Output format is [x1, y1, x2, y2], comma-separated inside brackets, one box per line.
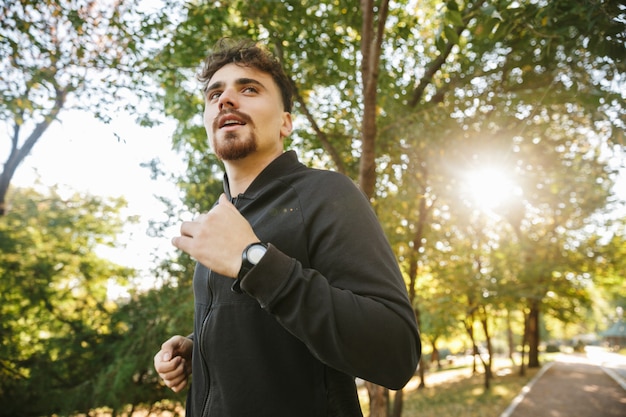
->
[187, 151, 421, 417]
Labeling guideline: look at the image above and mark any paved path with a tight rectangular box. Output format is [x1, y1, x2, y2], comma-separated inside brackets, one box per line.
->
[500, 351, 626, 417]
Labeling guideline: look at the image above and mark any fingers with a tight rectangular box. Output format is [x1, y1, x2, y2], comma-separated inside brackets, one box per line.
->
[172, 210, 210, 250]
[155, 351, 189, 392]
[163, 359, 189, 392]
[170, 194, 258, 276]
[218, 193, 231, 208]
[217, 193, 242, 216]
[171, 233, 191, 251]
[180, 220, 197, 237]
[154, 336, 193, 393]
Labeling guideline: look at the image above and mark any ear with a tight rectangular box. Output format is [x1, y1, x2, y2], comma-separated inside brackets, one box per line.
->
[279, 112, 293, 138]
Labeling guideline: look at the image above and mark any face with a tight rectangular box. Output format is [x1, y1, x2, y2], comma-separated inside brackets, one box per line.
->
[203, 63, 292, 161]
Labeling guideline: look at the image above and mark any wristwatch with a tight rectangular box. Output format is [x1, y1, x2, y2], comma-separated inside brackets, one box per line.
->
[237, 242, 268, 281]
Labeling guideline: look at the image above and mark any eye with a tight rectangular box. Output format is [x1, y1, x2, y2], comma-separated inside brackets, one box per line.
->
[242, 86, 258, 94]
[207, 91, 221, 101]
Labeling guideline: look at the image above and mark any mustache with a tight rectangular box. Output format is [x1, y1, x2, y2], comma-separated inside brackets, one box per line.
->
[213, 109, 254, 131]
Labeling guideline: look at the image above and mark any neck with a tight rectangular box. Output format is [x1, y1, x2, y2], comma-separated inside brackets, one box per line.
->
[224, 150, 283, 196]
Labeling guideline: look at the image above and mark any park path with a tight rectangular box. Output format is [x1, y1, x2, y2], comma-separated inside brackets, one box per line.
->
[500, 349, 626, 417]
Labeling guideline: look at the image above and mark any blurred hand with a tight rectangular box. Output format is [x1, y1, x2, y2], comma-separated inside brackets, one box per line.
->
[154, 335, 193, 393]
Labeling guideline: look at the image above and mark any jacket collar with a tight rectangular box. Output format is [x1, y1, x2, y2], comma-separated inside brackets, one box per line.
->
[223, 150, 301, 199]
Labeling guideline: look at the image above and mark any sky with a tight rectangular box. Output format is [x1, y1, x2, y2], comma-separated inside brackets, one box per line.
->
[6, 110, 187, 289]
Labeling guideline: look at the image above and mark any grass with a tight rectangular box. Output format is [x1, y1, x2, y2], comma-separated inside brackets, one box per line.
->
[400, 368, 538, 417]
[360, 360, 542, 417]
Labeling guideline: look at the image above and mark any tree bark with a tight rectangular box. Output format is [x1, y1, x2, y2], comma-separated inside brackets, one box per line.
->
[519, 309, 528, 377]
[527, 300, 541, 368]
[463, 315, 479, 375]
[365, 381, 389, 417]
[358, 0, 388, 199]
[506, 310, 517, 366]
[479, 314, 493, 389]
[407, 173, 431, 391]
[391, 390, 403, 417]
[359, 1, 393, 415]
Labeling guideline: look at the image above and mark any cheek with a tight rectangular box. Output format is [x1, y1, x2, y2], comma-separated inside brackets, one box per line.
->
[203, 106, 212, 126]
[203, 110, 217, 148]
[204, 108, 216, 131]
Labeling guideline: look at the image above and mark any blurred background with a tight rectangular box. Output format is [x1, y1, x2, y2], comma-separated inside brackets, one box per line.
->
[1, 1, 624, 416]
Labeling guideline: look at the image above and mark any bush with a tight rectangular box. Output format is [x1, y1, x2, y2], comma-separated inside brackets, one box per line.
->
[545, 344, 561, 353]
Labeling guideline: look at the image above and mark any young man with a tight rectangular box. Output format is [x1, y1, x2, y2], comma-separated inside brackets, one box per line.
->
[154, 39, 421, 416]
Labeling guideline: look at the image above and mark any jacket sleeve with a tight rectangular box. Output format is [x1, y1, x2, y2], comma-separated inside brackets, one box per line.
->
[239, 173, 421, 390]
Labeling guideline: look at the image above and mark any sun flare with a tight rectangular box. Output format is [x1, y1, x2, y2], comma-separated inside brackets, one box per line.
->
[465, 168, 519, 212]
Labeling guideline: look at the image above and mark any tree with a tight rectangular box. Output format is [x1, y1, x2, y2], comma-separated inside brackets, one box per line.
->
[0, 186, 136, 416]
[0, 0, 165, 215]
[378, 0, 624, 373]
[144, 0, 625, 414]
[89, 282, 193, 416]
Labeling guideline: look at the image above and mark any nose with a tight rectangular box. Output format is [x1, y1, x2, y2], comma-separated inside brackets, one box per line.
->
[218, 87, 237, 110]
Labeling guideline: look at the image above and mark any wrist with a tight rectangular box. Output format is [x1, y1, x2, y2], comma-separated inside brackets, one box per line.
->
[232, 242, 268, 293]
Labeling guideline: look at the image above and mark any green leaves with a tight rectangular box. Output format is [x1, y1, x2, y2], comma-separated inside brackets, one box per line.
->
[1, 0, 170, 217]
[2, 0, 622, 413]
[0, 186, 137, 416]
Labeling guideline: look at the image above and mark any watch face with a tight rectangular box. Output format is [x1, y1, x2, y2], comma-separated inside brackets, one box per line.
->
[247, 244, 267, 264]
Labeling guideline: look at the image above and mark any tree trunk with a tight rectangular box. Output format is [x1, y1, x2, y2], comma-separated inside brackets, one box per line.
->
[432, 343, 441, 370]
[408, 172, 431, 392]
[365, 381, 389, 417]
[527, 300, 541, 368]
[0, 88, 66, 216]
[519, 309, 528, 377]
[391, 390, 403, 417]
[463, 316, 479, 375]
[358, 0, 388, 199]
[359, 1, 393, 415]
[417, 355, 426, 389]
[479, 314, 493, 389]
[506, 310, 517, 366]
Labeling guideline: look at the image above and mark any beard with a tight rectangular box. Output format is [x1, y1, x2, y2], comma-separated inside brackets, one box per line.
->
[213, 130, 258, 161]
[210, 109, 257, 161]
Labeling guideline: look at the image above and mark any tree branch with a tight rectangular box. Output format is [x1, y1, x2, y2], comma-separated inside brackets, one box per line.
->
[291, 81, 346, 174]
[408, 0, 484, 107]
[271, 40, 346, 173]
[0, 87, 68, 215]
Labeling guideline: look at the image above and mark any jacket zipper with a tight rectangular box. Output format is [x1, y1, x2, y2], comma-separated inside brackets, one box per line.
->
[199, 194, 242, 416]
[199, 270, 214, 417]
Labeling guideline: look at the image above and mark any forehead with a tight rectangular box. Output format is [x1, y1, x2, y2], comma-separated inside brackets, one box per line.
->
[209, 63, 277, 90]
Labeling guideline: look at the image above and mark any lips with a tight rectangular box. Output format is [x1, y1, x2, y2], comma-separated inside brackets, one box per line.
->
[219, 115, 245, 128]
[216, 111, 251, 129]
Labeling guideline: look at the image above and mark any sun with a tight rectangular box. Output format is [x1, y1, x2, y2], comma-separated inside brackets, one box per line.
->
[464, 167, 519, 212]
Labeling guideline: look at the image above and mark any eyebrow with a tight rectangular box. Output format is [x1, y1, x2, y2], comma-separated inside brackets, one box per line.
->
[205, 77, 266, 93]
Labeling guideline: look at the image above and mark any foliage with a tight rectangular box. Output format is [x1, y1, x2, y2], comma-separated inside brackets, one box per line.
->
[0, 186, 136, 416]
[0, 0, 169, 215]
[89, 282, 193, 414]
[588, 226, 626, 310]
[147, 0, 625, 409]
[2, 0, 625, 415]
[374, 0, 625, 373]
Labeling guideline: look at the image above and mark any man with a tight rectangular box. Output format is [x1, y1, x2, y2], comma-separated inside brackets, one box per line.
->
[154, 39, 421, 416]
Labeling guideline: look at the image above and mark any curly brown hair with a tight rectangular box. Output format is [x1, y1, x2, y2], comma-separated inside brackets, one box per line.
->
[197, 39, 294, 112]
